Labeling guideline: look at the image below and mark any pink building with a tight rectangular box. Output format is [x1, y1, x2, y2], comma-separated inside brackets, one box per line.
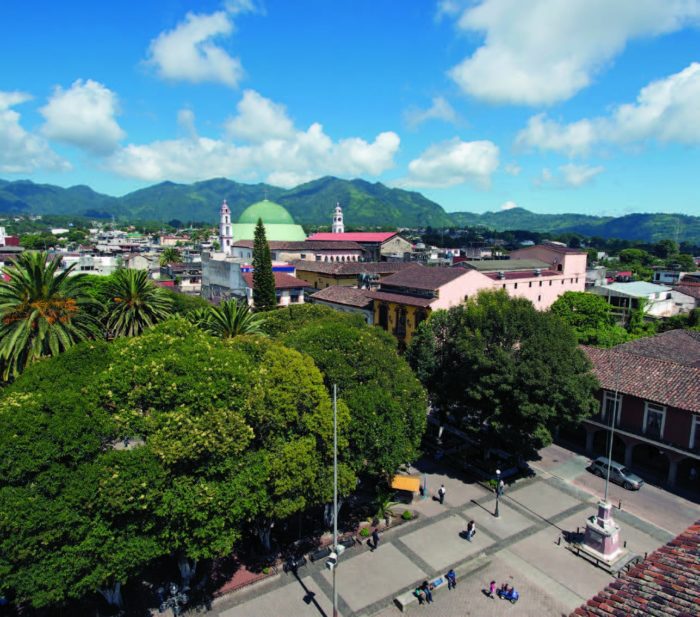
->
[369, 244, 587, 345]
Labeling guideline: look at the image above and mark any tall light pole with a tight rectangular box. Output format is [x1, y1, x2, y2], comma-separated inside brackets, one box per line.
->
[603, 389, 618, 504]
[332, 384, 338, 617]
[494, 469, 501, 518]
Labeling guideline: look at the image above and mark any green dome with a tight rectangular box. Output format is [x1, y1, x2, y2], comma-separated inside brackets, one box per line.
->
[238, 200, 296, 225]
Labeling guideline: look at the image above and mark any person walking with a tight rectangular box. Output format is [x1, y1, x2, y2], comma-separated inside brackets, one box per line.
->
[438, 484, 446, 505]
[488, 580, 496, 599]
[466, 520, 476, 541]
[371, 527, 380, 551]
[446, 569, 457, 590]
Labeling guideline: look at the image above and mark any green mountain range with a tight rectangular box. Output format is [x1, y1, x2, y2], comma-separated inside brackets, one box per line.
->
[1, 177, 698, 243]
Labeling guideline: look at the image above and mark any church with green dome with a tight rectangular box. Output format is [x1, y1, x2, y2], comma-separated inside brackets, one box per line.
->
[220, 199, 306, 250]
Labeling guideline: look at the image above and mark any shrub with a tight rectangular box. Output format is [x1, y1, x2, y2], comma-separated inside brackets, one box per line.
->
[262, 567, 270, 575]
[359, 527, 370, 538]
[401, 510, 413, 521]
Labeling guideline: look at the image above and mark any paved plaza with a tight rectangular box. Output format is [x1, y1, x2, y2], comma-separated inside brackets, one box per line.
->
[205, 450, 697, 617]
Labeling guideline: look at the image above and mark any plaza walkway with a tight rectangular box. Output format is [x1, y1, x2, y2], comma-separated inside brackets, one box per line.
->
[203, 456, 687, 617]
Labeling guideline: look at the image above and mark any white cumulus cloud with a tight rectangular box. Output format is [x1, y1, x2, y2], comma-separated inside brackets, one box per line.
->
[400, 138, 499, 188]
[535, 164, 604, 188]
[107, 91, 400, 187]
[404, 96, 459, 128]
[500, 200, 518, 210]
[146, 11, 243, 87]
[0, 91, 70, 174]
[225, 90, 295, 142]
[40, 79, 125, 155]
[503, 162, 521, 176]
[516, 62, 700, 155]
[446, 0, 700, 105]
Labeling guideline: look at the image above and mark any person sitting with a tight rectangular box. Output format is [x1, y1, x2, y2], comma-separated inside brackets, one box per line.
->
[421, 580, 434, 604]
[413, 587, 425, 605]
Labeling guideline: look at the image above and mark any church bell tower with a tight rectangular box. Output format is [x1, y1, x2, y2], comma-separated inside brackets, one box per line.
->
[219, 199, 233, 255]
[332, 203, 344, 234]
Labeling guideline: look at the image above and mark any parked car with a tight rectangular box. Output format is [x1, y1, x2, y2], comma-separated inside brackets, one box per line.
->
[588, 456, 644, 490]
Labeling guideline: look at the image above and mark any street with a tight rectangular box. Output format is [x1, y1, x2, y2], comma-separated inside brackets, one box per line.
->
[532, 443, 700, 536]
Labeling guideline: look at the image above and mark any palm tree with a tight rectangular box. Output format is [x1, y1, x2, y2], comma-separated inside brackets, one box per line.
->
[159, 247, 182, 267]
[104, 269, 174, 337]
[196, 299, 265, 339]
[0, 252, 101, 379]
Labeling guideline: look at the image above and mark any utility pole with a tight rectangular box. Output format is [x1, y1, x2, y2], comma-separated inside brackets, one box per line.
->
[604, 390, 618, 503]
[333, 384, 338, 617]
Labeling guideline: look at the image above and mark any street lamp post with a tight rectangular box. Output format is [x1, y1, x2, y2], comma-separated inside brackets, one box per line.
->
[332, 384, 339, 617]
[494, 469, 501, 518]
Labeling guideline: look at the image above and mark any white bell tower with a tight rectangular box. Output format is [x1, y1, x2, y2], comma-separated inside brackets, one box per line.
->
[332, 203, 344, 234]
[219, 199, 233, 255]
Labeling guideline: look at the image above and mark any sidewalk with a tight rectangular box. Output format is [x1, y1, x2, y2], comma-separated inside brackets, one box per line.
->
[204, 456, 686, 617]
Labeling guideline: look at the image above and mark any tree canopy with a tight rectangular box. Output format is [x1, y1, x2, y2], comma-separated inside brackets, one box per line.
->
[550, 291, 630, 347]
[252, 218, 276, 311]
[407, 290, 598, 460]
[0, 320, 346, 609]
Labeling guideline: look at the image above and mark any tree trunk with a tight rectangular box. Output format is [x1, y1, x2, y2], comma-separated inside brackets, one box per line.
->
[323, 498, 345, 530]
[98, 582, 123, 608]
[177, 554, 197, 589]
[255, 520, 273, 552]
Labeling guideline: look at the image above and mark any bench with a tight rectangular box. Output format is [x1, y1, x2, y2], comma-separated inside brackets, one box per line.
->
[394, 576, 447, 612]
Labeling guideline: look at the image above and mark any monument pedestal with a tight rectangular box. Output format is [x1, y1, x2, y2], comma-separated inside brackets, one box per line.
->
[581, 501, 623, 564]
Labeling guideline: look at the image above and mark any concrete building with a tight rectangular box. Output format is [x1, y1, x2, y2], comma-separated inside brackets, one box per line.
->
[580, 330, 700, 487]
[306, 231, 412, 261]
[590, 281, 692, 317]
[241, 271, 309, 308]
[309, 286, 373, 324]
[230, 240, 364, 263]
[293, 260, 414, 290]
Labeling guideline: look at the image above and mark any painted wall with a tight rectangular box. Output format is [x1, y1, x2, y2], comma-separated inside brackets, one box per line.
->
[295, 270, 357, 289]
[381, 236, 413, 256]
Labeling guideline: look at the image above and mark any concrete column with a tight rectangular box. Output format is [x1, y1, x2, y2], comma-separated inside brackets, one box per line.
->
[624, 442, 634, 468]
[585, 428, 595, 454]
[667, 457, 680, 487]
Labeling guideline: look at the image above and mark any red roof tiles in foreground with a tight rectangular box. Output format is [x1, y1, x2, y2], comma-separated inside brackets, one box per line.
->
[571, 520, 700, 617]
[582, 346, 700, 412]
[242, 272, 310, 290]
[306, 232, 397, 243]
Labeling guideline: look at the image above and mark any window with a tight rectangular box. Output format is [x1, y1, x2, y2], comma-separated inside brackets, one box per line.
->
[537, 295, 541, 302]
[514, 283, 518, 289]
[575, 277, 579, 283]
[549, 281, 552, 286]
[691, 415, 700, 451]
[529, 282, 532, 288]
[601, 391, 622, 425]
[643, 402, 666, 439]
[502, 284, 506, 289]
[539, 281, 542, 287]
[557, 264, 563, 272]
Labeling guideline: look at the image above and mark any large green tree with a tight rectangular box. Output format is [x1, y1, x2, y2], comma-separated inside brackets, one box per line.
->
[550, 291, 630, 347]
[0, 251, 100, 380]
[159, 247, 182, 266]
[252, 218, 276, 311]
[0, 319, 346, 609]
[102, 268, 174, 337]
[407, 290, 598, 460]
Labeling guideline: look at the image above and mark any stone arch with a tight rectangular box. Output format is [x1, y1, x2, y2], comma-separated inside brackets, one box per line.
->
[631, 443, 670, 483]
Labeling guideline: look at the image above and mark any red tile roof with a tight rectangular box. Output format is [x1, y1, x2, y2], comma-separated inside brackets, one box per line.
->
[306, 232, 398, 243]
[365, 289, 434, 308]
[674, 284, 700, 300]
[613, 329, 700, 368]
[242, 272, 310, 290]
[571, 520, 700, 617]
[232, 240, 364, 251]
[379, 264, 468, 291]
[310, 286, 373, 309]
[483, 270, 559, 281]
[582, 346, 700, 412]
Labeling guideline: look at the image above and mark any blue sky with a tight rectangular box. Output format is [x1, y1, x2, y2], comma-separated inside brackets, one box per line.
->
[1, 0, 699, 217]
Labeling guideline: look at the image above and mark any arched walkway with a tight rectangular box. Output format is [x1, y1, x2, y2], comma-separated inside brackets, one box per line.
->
[631, 443, 670, 483]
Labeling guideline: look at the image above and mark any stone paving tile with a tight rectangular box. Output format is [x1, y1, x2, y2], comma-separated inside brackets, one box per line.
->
[320, 543, 425, 613]
[507, 480, 580, 520]
[508, 525, 614, 602]
[370, 554, 571, 617]
[460, 501, 536, 539]
[555, 510, 668, 558]
[398, 514, 493, 572]
[219, 574, 336, 617]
